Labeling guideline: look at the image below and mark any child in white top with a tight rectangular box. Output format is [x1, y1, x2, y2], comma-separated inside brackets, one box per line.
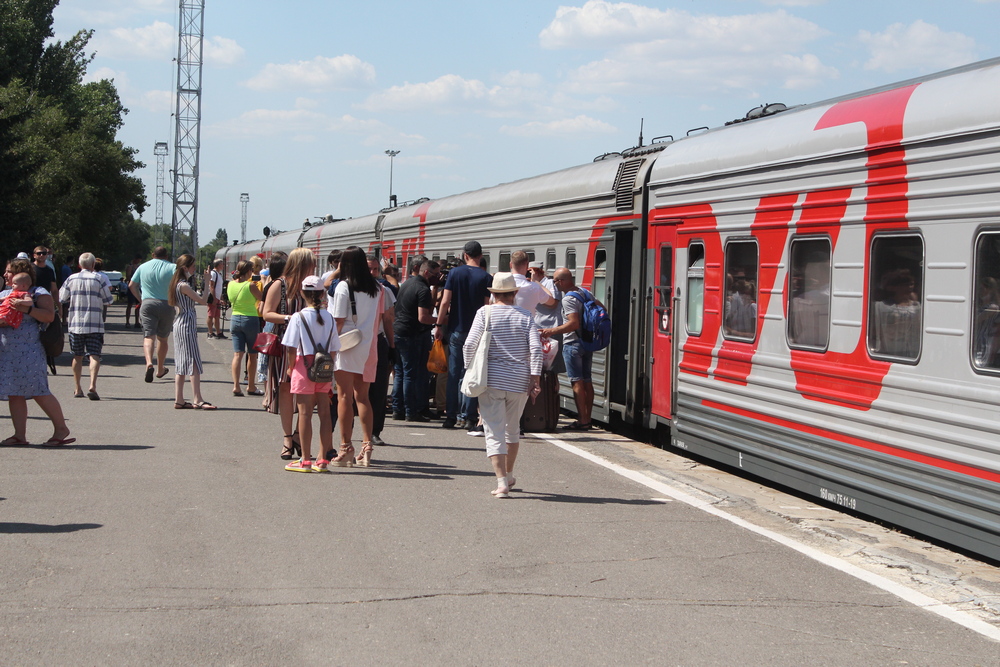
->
[281, 276, 341, 472]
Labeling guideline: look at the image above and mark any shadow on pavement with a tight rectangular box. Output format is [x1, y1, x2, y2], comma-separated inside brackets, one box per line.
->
[0, 522, 103, 534]
[376, 459, 494, 478]
[517, 491, 663, 505]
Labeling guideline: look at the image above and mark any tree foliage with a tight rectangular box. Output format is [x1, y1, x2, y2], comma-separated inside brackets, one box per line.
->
[0, 0, 147, 267]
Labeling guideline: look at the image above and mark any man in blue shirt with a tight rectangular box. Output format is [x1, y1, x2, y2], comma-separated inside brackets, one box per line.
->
[128, 247, 176, 383]
[435, 241, 491, 429]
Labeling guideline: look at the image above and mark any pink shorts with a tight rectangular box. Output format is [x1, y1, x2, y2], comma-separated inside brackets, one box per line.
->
[207, 299, 221, 317]
[290, 354, 333, 396]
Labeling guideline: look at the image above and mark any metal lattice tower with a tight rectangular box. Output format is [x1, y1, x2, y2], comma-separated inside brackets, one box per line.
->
[240, 193, 249, 243]
[170, 0, 205, 259]
[153, 142, 168, 246]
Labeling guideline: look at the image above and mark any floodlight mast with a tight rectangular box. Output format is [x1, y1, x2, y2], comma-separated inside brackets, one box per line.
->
[153, 142, 168, 247]
[240, 193, 249, 244]
[170, 0, 205, 260]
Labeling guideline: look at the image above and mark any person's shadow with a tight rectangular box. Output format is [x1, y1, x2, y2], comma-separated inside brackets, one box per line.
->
[0, 522, 102, 534]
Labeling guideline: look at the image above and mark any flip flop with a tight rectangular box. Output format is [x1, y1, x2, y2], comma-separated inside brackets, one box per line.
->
[42, 437, 76, 447]
[247, 389, 264, 396]
[174, 401, 194, 409]
[87, 390, 100, 401]
[232, 389, 244, 397]
[156, 368, 169, 379]
[73, 391, 85, 398]
[1, 436, 30, 446]
[144, 365, 154, 383]
[193, 401, 217, 410]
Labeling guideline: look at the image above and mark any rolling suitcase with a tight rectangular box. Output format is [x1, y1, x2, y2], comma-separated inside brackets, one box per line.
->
[520, 370, 560, 432]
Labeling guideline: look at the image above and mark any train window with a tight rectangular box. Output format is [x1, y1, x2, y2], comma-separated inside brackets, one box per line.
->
[787, 238, 831, 350]
[567, 248, 577, 270]
[546, 249, 556, 270]
[499, 251, 511, 272]
[432, 254, 440, 262]
[656, 245, 672, 334]
[723, 240, 759, 341]
[593, 249, 607, 302]
[482, 253, 490, 272]
[867, 235, 923, 362]
[525, 250, 535, 262]
[686, 243, 705, 336]
[973, 232, 1000, 372]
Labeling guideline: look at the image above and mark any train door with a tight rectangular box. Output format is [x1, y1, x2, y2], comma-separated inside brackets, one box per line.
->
[604, 229, 635, 420]
[649, 222, 677, 422]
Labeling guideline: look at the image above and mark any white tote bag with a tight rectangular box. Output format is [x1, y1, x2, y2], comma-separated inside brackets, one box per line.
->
[460, 306, 491, 398]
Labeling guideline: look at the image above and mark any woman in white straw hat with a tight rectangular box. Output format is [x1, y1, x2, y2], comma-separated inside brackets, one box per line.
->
[462, 272, 542, 498]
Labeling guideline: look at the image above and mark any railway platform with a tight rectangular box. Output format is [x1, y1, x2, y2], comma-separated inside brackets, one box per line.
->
[2, 302, 999, 665]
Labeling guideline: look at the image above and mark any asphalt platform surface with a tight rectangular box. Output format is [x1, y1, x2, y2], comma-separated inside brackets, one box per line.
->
[2, 303, 999, 665]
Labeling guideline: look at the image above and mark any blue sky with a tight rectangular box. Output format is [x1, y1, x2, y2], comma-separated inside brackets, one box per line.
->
[51, 0, 1000, 251]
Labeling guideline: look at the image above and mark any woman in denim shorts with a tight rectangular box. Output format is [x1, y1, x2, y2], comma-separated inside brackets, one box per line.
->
[226, 260, 263, 396]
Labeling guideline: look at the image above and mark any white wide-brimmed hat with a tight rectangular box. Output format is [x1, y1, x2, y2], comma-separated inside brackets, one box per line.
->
[488, 272, 519, 293]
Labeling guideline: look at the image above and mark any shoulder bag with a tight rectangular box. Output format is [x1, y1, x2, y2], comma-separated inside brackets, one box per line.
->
[338, 284, 363, 350]
[34, 288, 64, 358]
[460, 306, 491, 398]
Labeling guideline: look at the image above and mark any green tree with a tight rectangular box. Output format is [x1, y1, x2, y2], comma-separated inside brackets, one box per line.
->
[0, 0, 146, 263]
[198, 227, 228, 268]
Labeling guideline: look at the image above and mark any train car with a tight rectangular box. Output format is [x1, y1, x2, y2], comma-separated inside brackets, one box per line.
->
[304, 214, 382, 273]
[259, 228, 304, 268]
[643, 57, 1000, 560]
[379, 155, 662, 423]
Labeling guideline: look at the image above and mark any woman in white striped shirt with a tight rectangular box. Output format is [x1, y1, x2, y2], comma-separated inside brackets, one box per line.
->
[463, 273, 543, 498]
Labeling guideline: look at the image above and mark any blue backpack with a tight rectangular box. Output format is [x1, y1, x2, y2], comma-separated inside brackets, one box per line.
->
[570, 289, 611, 352]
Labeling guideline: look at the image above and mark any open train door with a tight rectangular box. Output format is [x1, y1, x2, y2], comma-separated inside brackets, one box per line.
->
[649, 218, 678, 424]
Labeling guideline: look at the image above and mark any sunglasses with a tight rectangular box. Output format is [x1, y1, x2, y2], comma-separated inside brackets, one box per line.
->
[34, 251, 49, 256]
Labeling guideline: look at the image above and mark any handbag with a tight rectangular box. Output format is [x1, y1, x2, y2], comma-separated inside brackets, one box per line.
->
[34, 289, 64, 358]
[427, 338, 448, 374]
[253, 331, 282, 357]
[460, 306, 491, 398]
[338, 284, 362, 350]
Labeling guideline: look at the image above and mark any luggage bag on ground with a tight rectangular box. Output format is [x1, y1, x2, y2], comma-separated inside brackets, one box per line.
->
[520, 370, 560, 433]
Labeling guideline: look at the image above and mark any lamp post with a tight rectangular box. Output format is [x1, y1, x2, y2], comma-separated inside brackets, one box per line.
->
[385, 149, 400, 207]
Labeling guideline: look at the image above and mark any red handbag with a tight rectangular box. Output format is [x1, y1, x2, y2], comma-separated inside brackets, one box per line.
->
[253, 331, 282, 357]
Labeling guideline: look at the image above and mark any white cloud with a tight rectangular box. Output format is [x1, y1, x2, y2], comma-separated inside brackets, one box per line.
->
[209, 108, 424, 150]
[90, 21, 244, 66]
[361, 74, 495, 112]
[82, 66, 172, 112]
[858, 21, 978, 73]
[759, 0, 826, 6]
[243, 55, 376, 92]
[204, 36, 245, 67]
[500, 115, 618, 137]
[539, 2, 836, 95]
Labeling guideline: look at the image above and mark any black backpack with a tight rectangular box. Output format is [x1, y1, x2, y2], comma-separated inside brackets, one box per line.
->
[301, 314, 335, 383]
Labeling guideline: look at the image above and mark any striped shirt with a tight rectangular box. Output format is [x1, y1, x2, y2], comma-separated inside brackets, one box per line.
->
[463, 304, 543, 393]
[59, 270, 114, 334]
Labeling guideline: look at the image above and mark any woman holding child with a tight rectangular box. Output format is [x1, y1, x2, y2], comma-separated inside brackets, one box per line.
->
[0, 258, 73, 446]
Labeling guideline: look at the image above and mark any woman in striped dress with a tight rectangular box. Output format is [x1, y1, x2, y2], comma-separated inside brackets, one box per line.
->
[169, 254, 216, 410]
[462, 273, 543, 498]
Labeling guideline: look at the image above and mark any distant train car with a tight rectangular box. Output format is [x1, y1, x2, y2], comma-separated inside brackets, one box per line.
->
[379, 156, 661, 422]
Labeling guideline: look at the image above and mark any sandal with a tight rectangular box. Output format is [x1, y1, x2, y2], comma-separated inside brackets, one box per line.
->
[331, 443, 355, 468]
[355, 441, 373, 467]
[1, 436, 30, 446]
[174, 401, 194, 409]
[193, 401, 217, 410]
[232, 389, 244, 397]
[247, 389, 264, 396]
[281, 434, 296, 460]
[562, 421, 592, 431]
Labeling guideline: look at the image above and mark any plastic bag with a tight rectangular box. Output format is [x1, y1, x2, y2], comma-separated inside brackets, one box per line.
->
[427, 338, 448, 374]
[542, 336, 560, 370]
